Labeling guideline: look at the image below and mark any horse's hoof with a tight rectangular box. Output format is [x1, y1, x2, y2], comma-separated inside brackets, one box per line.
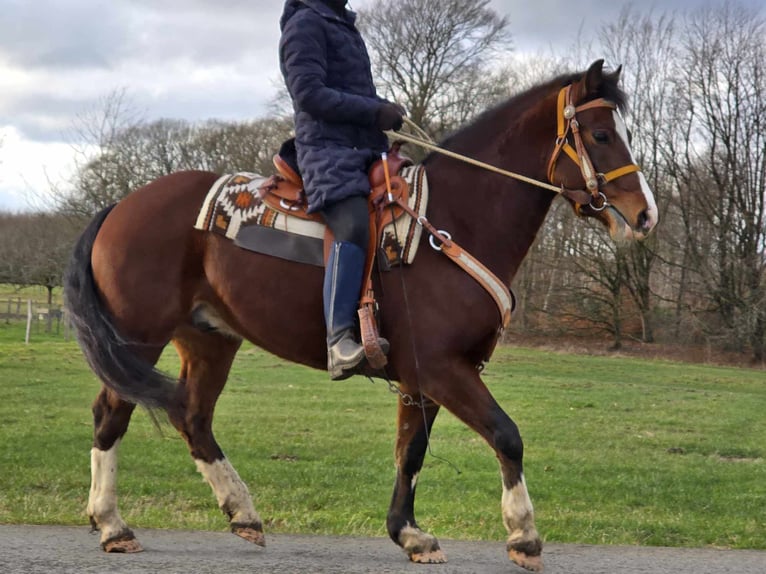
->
[102, 533, 143, 553]
[233, 525, 266, 547]
[508, 549, 543, 572]
[409, 549, 447, 564]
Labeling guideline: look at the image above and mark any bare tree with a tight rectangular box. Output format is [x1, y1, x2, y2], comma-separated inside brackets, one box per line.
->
[57, 89, 293, 216]
[184, 117, 294, 175]
[359, 0, 512, 135]
[0, 212, 85, 307]
[599, 7, 678, 342]
[664, 2, 766, 361]
[54, 89, 144, 215]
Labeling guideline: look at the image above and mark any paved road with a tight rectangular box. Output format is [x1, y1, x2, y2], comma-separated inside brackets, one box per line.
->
[0, 525, 764, 574]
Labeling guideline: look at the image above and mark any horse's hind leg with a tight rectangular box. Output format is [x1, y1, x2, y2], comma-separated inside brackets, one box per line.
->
[169, 324, 265, 546]
[387, 394, 446, 563]
[88, 387, 141, 552]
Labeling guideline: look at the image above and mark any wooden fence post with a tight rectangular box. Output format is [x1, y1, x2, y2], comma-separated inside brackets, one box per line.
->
[25, 299, 32, 344]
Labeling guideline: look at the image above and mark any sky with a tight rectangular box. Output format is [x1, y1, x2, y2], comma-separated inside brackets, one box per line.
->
[0, 0, 762, 211]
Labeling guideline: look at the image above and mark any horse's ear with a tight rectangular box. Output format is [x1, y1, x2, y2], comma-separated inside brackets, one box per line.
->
[582, 59, 605, 96]
[605, 64, 623, 85]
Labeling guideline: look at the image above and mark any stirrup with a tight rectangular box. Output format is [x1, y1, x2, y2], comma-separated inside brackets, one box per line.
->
[358, 304, 388, 370]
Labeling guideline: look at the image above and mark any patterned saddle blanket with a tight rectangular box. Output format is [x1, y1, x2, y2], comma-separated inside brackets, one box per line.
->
[194, 164, 429, 267]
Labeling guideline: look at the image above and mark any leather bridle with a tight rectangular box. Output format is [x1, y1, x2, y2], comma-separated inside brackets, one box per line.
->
[546, 84, 641, 211]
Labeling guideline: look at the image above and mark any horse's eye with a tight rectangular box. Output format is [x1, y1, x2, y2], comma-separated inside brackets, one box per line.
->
[592, 130, 610, 144]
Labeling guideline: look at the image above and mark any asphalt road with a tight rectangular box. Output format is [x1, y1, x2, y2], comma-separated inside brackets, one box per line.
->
[0, 525, 764, 574]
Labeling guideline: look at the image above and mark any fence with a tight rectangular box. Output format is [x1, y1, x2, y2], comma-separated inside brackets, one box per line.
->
[1, 298, 70, 341]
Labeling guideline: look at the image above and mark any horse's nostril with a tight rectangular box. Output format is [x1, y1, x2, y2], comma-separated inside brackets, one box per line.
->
[637, 209, 651, 231]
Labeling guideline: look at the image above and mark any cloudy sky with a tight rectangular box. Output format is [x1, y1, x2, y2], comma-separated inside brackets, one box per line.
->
[0, 0, 761, 211]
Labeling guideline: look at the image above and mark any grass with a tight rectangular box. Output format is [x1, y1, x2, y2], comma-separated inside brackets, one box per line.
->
[0, 284, 61, 303]
[0, 320, 764, 550]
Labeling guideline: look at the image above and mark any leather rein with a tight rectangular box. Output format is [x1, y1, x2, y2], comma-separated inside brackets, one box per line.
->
[375, 83, 643, 366]
[387, 84, 642, 211]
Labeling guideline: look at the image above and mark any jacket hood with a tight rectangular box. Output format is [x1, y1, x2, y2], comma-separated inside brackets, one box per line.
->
[280, 0, 355, 30]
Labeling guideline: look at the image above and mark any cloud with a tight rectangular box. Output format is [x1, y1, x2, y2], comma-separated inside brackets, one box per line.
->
[0, 0, 290, 210]
[0, 0, 286, 132]
[0, 126, 78, 212]
[1, 0, 764, 212]
[0, 1, 131, 69]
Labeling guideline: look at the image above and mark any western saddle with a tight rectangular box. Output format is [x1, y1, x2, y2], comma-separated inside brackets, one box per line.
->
[258, 142, 414, 371]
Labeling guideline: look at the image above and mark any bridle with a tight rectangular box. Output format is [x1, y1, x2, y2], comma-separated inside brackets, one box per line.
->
[546, 84, 641, 211]
[374, 79, 646, 377]
[386, 80, 643, 211]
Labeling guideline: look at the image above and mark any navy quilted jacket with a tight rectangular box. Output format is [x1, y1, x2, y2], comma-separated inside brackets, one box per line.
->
[279, 0, 389, 212]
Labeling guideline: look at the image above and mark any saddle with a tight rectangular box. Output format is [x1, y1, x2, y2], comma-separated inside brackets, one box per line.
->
[261, 143, 413, 224]
[260, 142, 414, 370]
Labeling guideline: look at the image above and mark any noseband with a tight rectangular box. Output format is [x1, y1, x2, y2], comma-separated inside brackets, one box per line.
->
[547, 85, 641, 211]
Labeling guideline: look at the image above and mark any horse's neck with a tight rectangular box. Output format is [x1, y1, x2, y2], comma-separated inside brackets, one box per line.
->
[424, 117, 556, 283]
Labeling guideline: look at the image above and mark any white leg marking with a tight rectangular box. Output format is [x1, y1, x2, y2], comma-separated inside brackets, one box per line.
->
[399, 523, 440, 554]
[195, 458, 260, 525]
[411, 471, 419, 491]
[88, 440, 130, 542]
[613, 110, 659, 229]
[501, 474, 537, 542]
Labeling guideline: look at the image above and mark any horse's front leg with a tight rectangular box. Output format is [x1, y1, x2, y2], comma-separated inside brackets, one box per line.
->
[425, 362, 543, 572]
[387, 393, 445, 563]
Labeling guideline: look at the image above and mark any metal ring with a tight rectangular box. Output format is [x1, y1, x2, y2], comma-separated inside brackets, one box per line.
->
[589, 191, 609, 212]
[429, 230, 452, 251]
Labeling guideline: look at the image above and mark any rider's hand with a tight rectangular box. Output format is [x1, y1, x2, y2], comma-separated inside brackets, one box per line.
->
[376, 103, 404, 131]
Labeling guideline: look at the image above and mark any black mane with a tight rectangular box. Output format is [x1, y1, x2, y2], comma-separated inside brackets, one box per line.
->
[432, 66, 627, 158]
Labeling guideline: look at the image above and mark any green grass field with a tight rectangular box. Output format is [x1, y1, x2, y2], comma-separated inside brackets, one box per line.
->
[0, 320, 763, 550]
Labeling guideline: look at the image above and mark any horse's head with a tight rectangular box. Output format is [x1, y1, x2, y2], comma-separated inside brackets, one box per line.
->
[548, 60, 658, 241]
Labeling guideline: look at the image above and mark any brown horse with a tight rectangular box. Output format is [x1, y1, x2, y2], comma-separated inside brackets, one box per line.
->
[64, 60, 657, 572]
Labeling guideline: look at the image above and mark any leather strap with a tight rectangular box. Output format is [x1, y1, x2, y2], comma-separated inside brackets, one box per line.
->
[601, 163, 640, 183]
[392, 197, 512, 331]
[440, 241, 512, 329]
[547, 85, 640, 203]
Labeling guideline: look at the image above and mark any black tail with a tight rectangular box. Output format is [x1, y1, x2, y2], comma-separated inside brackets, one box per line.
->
[63, 205, 177, 411]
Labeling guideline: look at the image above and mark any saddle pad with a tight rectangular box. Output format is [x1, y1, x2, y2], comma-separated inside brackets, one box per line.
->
[193, 165, 429, 267]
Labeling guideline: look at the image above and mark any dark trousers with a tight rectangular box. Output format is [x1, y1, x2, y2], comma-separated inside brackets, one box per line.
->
[321, 195, 369, 251]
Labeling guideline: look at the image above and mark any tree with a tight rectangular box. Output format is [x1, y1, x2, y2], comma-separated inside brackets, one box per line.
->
[57, 90, 293, 216]
[599, 7, 678, 343]
[55, 89, 143, 216]
[359, 0, 513, 136]
[664, 2, 766, 361]
[0, 212, 85, 308]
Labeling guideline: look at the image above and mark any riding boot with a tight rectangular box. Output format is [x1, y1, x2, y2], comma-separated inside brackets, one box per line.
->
[324, 241, 367, 380]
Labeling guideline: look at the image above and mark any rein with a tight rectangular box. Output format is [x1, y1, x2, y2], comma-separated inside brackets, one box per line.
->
[373, 81, 644, 371]
[386, 84, 642, 211]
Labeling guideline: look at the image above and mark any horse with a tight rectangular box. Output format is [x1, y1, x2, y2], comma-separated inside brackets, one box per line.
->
[64, 60, 657, 572]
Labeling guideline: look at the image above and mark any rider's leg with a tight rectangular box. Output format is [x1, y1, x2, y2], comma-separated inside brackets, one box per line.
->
[322, 195, 370, 380]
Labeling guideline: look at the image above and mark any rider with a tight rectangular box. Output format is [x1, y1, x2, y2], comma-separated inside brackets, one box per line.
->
[279, 0, 404, 380]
